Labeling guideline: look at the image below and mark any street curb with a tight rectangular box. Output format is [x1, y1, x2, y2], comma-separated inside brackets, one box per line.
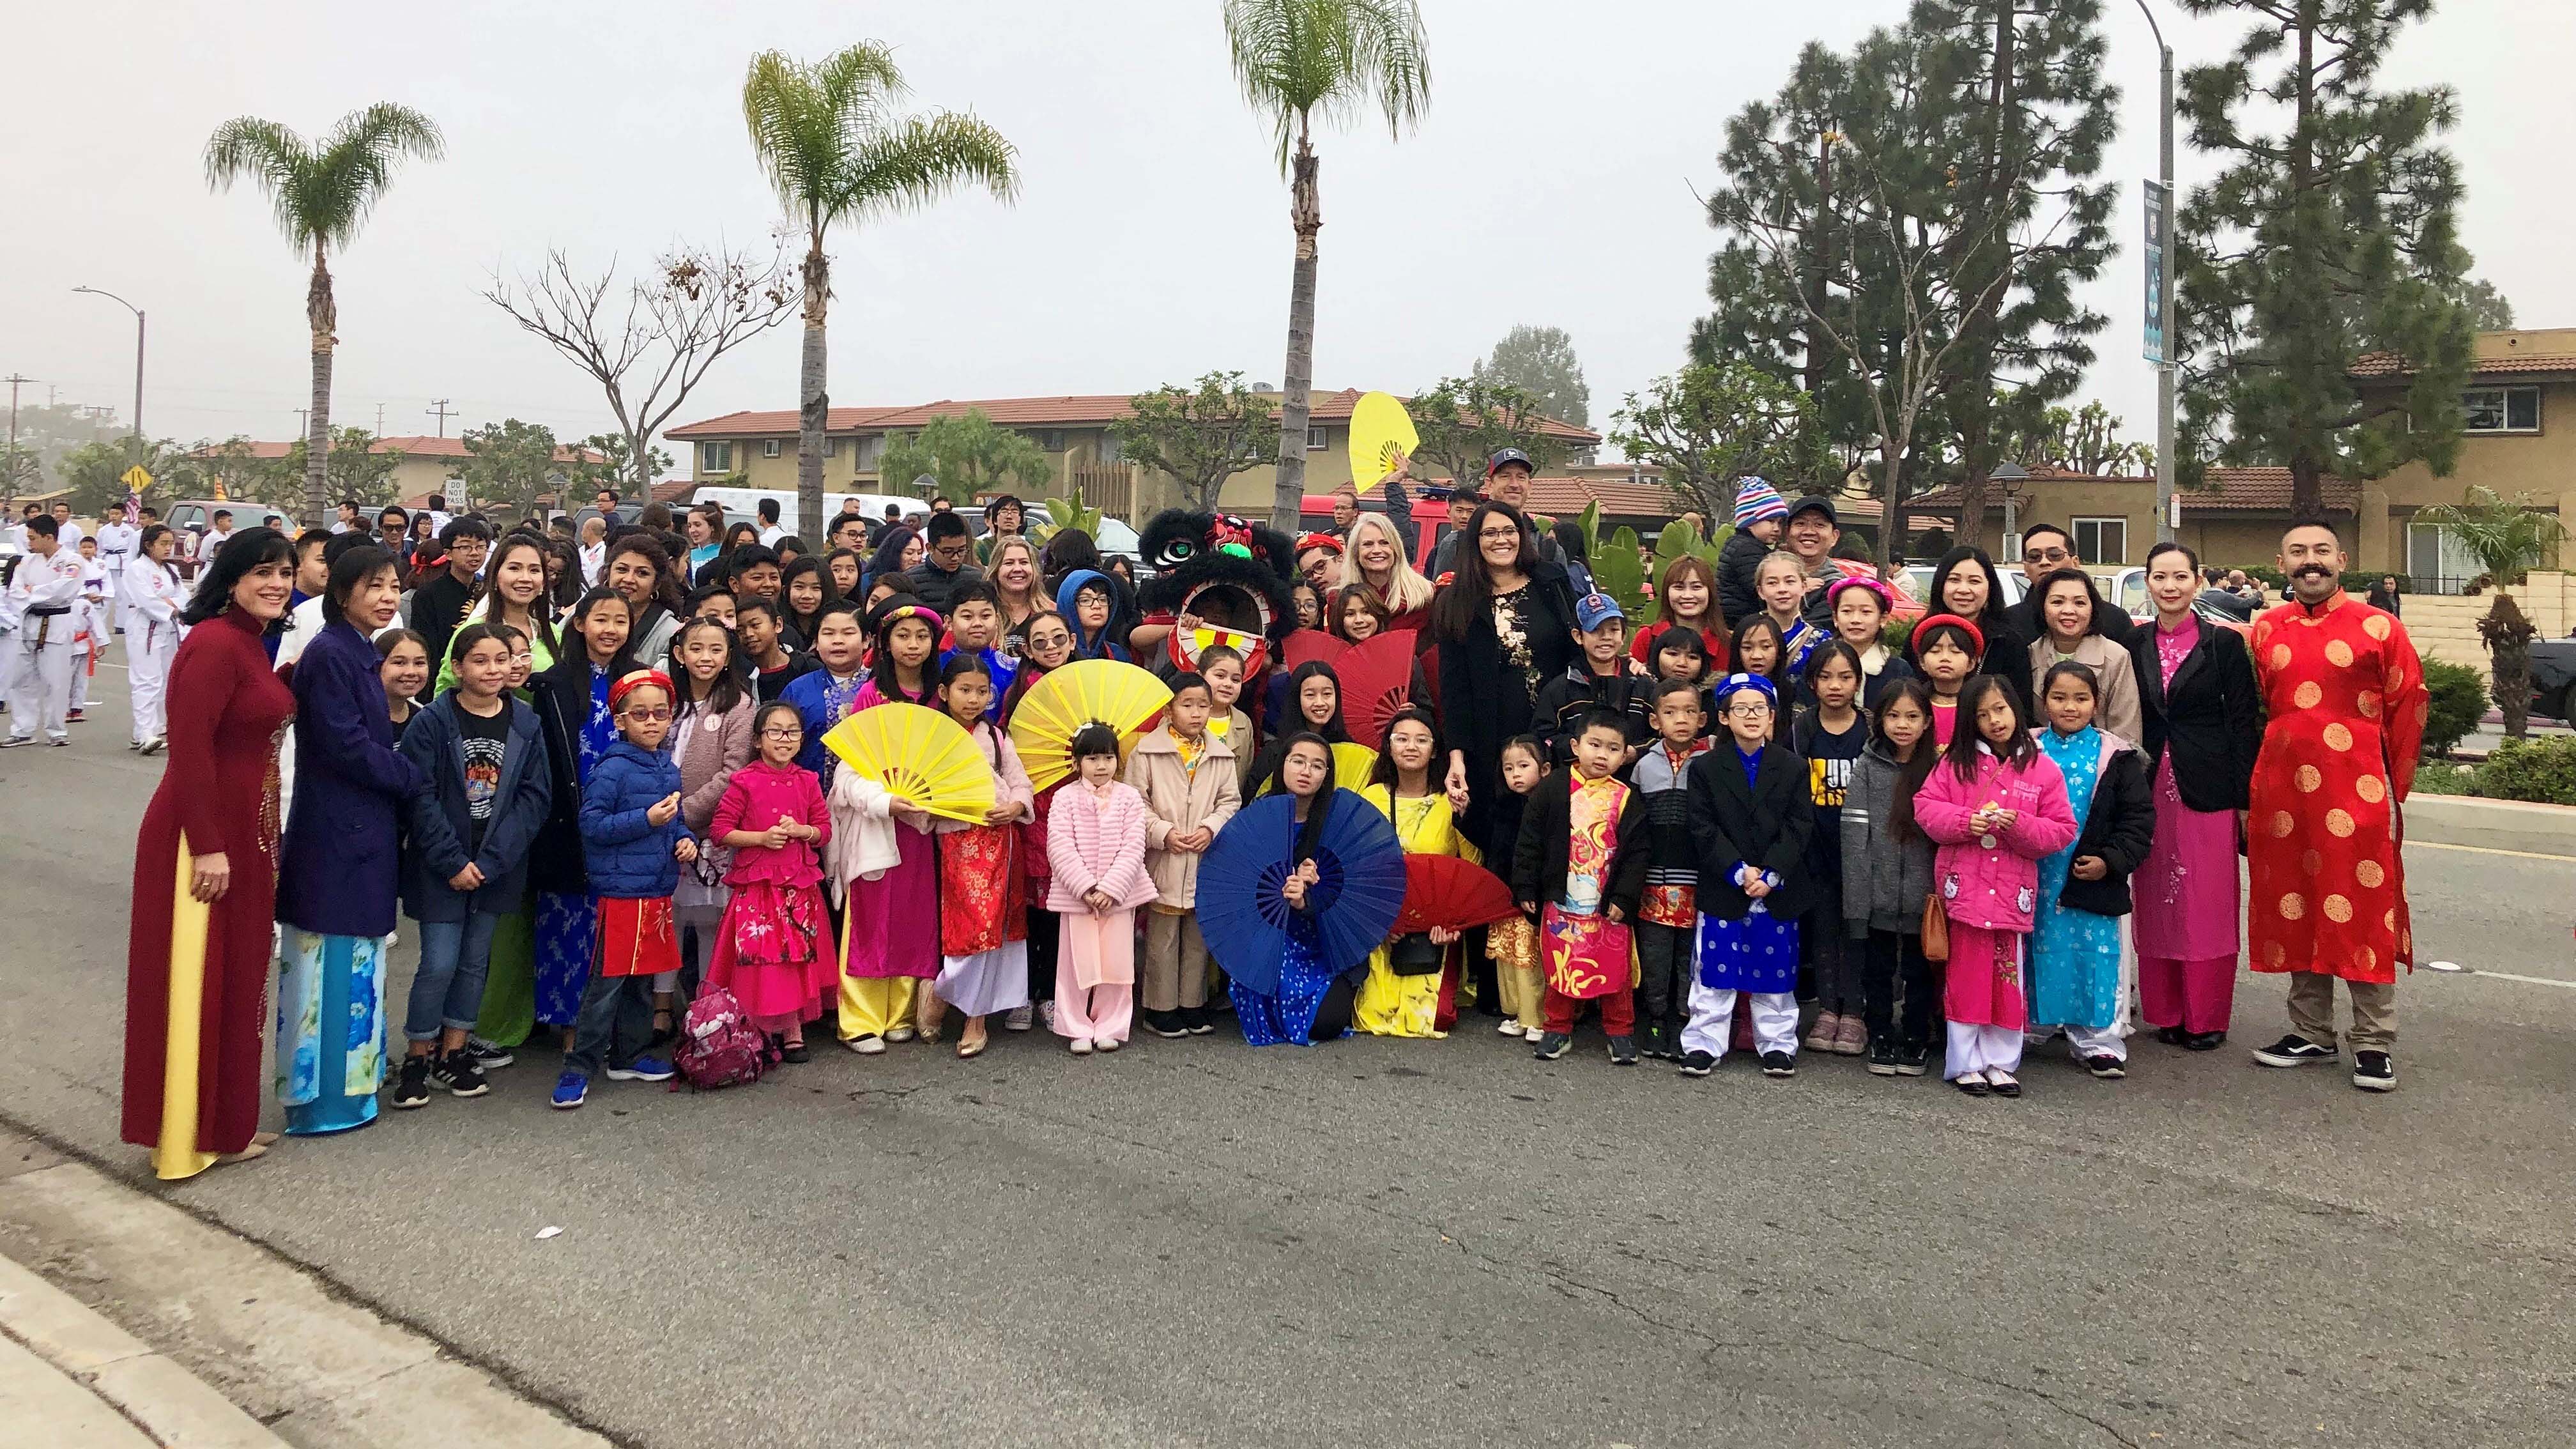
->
[0, 1251, 288, 1448]
[2407, 793, 2576, 857]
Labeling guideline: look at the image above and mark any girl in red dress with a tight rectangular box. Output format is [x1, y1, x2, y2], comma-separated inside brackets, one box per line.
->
[122, 528, 299, 1180]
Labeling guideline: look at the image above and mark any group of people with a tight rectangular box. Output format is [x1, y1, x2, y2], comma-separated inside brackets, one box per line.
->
[111, 457, 2432, 1184]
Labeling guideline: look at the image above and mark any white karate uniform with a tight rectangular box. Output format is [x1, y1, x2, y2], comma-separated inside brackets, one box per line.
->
[122, 562, 186, 747]
[93, 522, 138, 634]
[70, 560, 109, 712]
[6, 546, 87, 742]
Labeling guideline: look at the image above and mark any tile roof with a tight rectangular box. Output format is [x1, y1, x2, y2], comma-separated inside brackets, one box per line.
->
[193, 435, 601, 464]
[1906, 466, 2359, 515]
[664, 387, 1602, 444]
[1521, 475, 1685, 518]
[2353, 329, 2576, 379]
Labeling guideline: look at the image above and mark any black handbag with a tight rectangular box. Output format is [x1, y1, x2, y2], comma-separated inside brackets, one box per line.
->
[1386, 931, 1445, 976]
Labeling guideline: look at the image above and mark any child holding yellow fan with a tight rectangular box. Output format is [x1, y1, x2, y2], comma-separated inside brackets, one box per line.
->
[827, 602, 945, 1054]
[924, 655, 1036, 1057]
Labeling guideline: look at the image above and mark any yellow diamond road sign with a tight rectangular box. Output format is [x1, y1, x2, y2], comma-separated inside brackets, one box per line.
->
[120, 464, 153, 492]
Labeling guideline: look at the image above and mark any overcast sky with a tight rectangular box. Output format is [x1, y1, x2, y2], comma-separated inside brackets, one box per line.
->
[7, 0, 2568, 467]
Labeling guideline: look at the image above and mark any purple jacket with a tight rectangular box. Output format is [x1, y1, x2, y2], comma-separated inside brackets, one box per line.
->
[1911, 747, 2078, 933]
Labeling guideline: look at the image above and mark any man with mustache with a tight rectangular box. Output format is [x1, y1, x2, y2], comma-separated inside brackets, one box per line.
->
[2243, 519, 2428, 1093]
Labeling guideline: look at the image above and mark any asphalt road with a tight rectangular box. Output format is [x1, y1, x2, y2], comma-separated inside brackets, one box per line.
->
[4, 654, 2574, 1448]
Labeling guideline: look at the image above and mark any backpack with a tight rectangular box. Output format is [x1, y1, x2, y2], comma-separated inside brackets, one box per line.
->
[671, 986, 774, 1091]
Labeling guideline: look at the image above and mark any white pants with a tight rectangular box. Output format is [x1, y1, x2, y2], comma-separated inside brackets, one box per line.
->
[129, 620, 177, 744]
[1680, 983, 1798, 1062]
[1945, 1022, 2025, 1079]
[71, 643, 90, 710]
[2026, 1022, 2128, 1063]
[0, 629, 17, 714]
[8, 631, 77, 742]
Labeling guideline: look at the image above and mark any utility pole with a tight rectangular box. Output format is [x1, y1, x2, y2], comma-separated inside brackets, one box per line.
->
[2136, 0, 2177, 544]
[376, 402, 387, 435]
[4, 374, 27, 515]
[427, 399, 456, 437]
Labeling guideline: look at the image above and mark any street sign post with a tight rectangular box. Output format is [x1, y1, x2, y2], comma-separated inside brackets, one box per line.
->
[2142, 180, 2168, 365]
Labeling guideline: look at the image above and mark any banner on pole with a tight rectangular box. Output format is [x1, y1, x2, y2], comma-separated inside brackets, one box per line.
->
[2142, 180, 2168, 365]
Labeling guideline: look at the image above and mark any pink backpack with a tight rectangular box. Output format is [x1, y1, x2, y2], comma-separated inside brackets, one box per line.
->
[672, 986, 774, 1091]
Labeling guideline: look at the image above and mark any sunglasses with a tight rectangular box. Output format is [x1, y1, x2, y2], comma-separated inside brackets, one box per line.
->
[621, 706, 672, 723]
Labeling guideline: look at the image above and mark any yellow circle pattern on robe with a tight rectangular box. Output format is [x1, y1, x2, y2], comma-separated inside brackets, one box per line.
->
[2273, 644, 2293, 670]
[2364, 615, 2391, 640]
[2325, 639, 2354, 667]
[2300, 849, 2323, 877]
[2323, 722, 2353, 751]
[2358, 690, 2381, 718]
[2278, 892, 2305, 920]
[2326, 808, 2355, 838]
[2356, 859, 2386, 889]
[2271, 811, 2296, 838]
[2356, 773, 2386, 804]
[2324, 894, 2353, 923]
[2294, 681, 2322, 709]
[2296, 765, 2322, 792]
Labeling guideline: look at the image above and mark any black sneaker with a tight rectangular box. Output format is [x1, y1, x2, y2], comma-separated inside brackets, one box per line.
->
[2181, 1030, 2227, 1052]
[2084, 1054, 2127, 1080]
[1142, 1009, 1189, 1039]
[1183, 1006, 1216, 1036]
[1895, 1044, 1929, 1077]
[1759, 1050, 1797, 1078]
[1606, 1034, 1639, 1066]
[1531, 1031, 1572, 1061]
[438, 1048, 490, 1098]
[463, 1036, 514, 1070]
[2253, 1034, 2336, 1068]
[2155, 1025, 2187, 1046]
[1676, 1050, 1716, 1078]
[390, 1056, 432, 1109]
[1866, 1041, 1901, 1077]
[2352, 1051, 2396, 1092]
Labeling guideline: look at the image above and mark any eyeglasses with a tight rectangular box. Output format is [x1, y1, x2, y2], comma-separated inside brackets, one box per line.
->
[1477, 526, 1521, 540]
[621, 707, 672, 723]
[760, 726, 804, 739]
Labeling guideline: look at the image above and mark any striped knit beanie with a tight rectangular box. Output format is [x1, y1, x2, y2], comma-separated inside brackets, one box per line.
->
[1732, 477, 1789, 528]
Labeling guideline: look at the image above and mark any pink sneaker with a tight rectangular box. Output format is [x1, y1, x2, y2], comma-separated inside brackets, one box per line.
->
[1834, 1014, 1869, 1055]
[1804, 1010, 1841, 1054]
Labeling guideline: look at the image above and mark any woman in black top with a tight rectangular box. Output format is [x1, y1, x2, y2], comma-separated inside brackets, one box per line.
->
[1926, 545, 2031, 715]
[1434, 499, 1580, 862]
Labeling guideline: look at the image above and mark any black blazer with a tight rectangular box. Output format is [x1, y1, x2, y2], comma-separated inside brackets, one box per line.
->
[2056, 740, 2157, 917]
[1508, 770, 1650, 920]
[1685, 742, 1816, 921]
[2128, 621, 2260, 813]
[525, 657, 597, 894]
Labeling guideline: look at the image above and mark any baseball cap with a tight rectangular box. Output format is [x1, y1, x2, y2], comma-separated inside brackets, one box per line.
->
[1573, 591, 1626, 631]
[1485, 447, 1535, 477]
[1786, 495, 1838, 527]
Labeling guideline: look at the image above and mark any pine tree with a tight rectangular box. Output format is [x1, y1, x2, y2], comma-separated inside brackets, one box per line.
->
[2175, 0, 2475, 516]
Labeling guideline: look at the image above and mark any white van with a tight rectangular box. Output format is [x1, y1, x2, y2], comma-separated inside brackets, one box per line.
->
[681, 486, 915, 532]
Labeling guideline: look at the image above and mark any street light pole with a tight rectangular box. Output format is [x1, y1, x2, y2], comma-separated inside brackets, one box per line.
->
[2136, 0, 2177, 544]
[72, 286, 146, 440]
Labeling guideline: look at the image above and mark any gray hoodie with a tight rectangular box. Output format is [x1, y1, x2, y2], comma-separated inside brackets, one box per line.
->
[1839, 739, 1936, 938]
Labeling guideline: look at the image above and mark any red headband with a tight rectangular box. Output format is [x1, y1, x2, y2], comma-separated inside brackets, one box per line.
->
[1909, 612, 1985, 656]
[1295, 532, 1344, 556]
[609, 669, 675, 710]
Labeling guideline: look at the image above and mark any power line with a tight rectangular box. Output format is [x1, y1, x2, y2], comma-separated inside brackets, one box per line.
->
[426, 399, 456, 437]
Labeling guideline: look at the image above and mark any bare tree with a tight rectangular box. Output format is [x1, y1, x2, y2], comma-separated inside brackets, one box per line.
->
[484, 241, 800, 499]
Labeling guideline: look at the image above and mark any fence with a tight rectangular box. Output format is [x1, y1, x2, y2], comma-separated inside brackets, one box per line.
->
[1066, 463, 1135, 523]
[2395, 571, 2576, 683]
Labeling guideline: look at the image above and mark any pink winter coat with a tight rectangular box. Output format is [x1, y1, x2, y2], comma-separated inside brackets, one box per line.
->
[1045, 778, 1161, 914]
[1911, 746, 2079, 933]
[712, 759, 832, 889]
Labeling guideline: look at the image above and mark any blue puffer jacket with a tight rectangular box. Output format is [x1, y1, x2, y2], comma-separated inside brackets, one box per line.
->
[577, 738, 692, 899]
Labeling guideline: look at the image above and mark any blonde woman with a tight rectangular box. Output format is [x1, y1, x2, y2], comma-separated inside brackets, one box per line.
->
[1337, 512, 1435, 634]
[988, 537, 1054, 648]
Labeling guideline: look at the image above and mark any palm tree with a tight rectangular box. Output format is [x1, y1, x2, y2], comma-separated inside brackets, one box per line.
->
[743, 45, 1020, 543]
[204, 105, 444, 527]
[2419, 486, 2568, 739]
[1223, 0, 1430, 533]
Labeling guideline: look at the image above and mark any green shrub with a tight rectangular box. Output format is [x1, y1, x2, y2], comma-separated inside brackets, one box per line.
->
[2420, 658, 2487, 758]
[1881, 613, 1914, 655]
[2411, 761, 2476, 796]
[2471, 735, 2576, 804]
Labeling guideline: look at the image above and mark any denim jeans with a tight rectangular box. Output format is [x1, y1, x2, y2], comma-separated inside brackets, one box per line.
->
[406, 912, 502, 1043]
[565, 970, 656, 1077]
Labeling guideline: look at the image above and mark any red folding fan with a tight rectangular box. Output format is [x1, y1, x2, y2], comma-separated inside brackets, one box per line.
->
[1281, 631, 1345, 671]
[1392, 854, 1520, 936]
[1338, 629, 1422, 749]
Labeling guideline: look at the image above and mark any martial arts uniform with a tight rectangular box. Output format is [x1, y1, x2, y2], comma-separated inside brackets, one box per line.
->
[5, 545, 87, 745]
[122, 560, 186, 750]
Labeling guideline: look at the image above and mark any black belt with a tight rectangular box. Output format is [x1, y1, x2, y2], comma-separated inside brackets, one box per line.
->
[24, 605, 69, 617]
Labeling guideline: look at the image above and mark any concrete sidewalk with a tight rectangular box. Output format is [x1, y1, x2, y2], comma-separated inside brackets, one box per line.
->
[0, 1129, 611, 1449]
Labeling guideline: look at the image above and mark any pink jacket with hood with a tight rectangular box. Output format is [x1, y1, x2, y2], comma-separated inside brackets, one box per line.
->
[1910, 744, 2079, 933]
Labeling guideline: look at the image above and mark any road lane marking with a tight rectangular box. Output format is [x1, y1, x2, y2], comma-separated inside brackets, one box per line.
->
[2407, 840, 2576, 862]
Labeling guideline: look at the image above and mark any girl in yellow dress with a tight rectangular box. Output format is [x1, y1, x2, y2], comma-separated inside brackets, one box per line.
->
[1354, 707, 1480, 1038]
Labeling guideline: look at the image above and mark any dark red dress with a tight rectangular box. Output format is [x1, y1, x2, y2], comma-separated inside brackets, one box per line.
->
[121, 607, 295, 1174]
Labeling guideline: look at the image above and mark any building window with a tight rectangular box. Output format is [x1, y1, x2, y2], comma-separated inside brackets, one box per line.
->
[2409, 520, 2486, 595]
[1033, 429, 1066, 452]
[1307, 425, 1327, 452]
[2462, 385, 2540, 434]
[854, 434, 885, 472]
[761, 438, 781, 459]
[822, 436, 839, 459]
[1096, 430, 1123, 464]
[2071, 516, 2126, 565]
[700, 441, 733, 474]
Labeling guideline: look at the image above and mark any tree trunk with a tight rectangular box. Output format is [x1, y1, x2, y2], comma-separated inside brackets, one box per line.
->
[2285, 3, 2327, 523]
[1878, 435, 1906, 570]
[2487, 593, 2535, 739]
[796, 231, 831, 544]
[1270, 122, 1321, 535]
[306, 240, 336, 529]
[2288, 450, 2324, 521]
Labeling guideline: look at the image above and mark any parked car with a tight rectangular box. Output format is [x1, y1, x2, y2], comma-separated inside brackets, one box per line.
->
[2527, 641, 2576, 721]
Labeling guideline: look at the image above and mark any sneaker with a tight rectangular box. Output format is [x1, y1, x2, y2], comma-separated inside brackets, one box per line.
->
[137, 736, 164, 756]
[845, 1033, 885, 1055]
[1866, 1041, 1901, 1077]
[2181, 1030, 2228, 1052]
[2253, 1034, 2336, 1068]
[1676, 1050, 1717, 1078]
[1142, 1009, 1189, 1039]
[1184, 1006, 1216, 1035]
[604, 1055, 674, 1082]
[1496, 1018, 1526, 1039]
[1804, 1011, 1839, 1053]
[1607, 1034, 1638, 1066]
[0, 736, 33, 749]
[64, 709, 83, 723]
[2084, 1054, 2127, 1080]
[390, 1056, 433, 1109]
[2352, 1051, 2396, 1092]
[1531, 1031, 1572, 1061]
[1095, 1035, 1121, 1052]
[1896, 1044, 1930, 1077]
[436, 1049, 490, 1098]
[884, 1026, 917, 1044]
[1759, 1050, 1797, 1078]
[1069, 1037, 1094, 1056]
[463, 1036, 514, 1070]
[1003, 1004, 1035, 1032]
[550, 1071, 588, 1109]
[1834, 1015, 1869, 1055]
